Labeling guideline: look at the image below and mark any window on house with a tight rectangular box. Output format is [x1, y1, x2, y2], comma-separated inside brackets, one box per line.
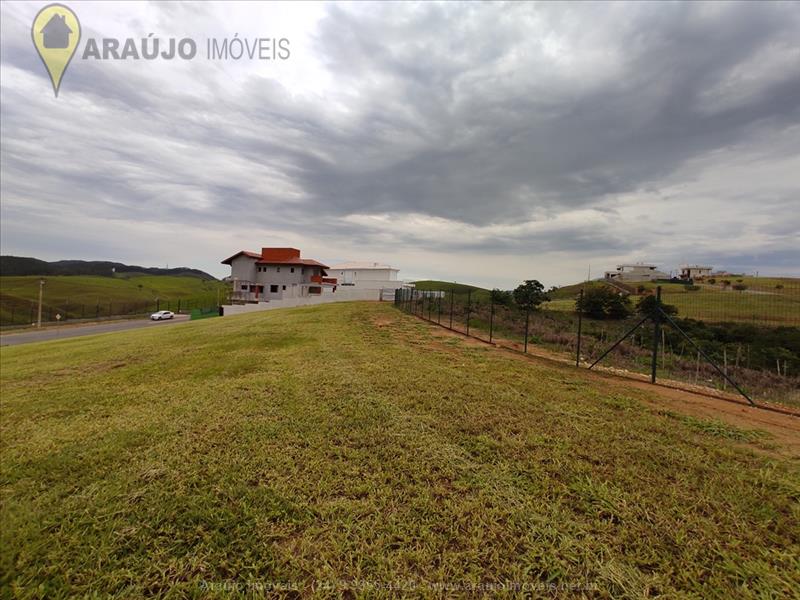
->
[290, 267, 295, 273]
[301, 267, 305, 274]
[241, 285, 247, 290]
[270, 285, 278, 293]
[282, 285, 286, 290]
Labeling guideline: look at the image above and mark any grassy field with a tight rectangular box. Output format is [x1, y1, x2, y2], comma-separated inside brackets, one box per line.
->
[0, 274, 227, 325]
[1, 303, 799, 597]
[543, 278, 800, 325]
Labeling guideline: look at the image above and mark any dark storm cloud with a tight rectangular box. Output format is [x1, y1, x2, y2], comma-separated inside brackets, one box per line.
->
[1, 1, 798, 280]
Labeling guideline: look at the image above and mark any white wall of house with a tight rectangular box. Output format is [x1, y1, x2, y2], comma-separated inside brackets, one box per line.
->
[331, 263, 401, 290]
[222, 287, 383, 316]
[231, 258, 327, 301]
[606, 264, 668, 282]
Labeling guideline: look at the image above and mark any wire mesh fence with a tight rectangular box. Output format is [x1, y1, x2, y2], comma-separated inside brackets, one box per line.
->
[395, 279, 800, 411]
[0, 295, 222, 328]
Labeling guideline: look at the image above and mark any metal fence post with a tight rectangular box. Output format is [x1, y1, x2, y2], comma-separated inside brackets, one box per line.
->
[576, 288, 584, 367]
[438, 291, 442, 324]
[449, 290, 454, 329]
[650, 286, 662, 383]
[466, 289, 472, 336]
[489, 292, 495, 343]
[524, 305, 530, 354]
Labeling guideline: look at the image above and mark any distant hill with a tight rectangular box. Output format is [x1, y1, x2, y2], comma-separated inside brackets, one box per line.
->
[0, 256, 217, 280]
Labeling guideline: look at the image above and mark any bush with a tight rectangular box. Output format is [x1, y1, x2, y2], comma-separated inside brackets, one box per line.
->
[637, 295, 678, 320]
[776, 284, 784, 290]
[684, 284, 700, 292]
[732, 284, 748, 292]
[576, 287, 632, 320]
[708, 278, 716, 284]
[490, 289, 514, 307]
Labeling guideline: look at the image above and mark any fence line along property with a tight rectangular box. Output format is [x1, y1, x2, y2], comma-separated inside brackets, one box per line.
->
[395, 279, 800, 411]
[0, 295, 223, 327]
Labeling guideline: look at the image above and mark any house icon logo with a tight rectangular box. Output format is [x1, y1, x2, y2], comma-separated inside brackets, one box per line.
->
[41, 13, 72, 49]
[31, 4, 81, 96]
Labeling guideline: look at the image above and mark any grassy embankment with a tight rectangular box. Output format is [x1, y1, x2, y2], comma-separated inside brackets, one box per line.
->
[546, 278, 800, 325]
[1, 302, 798, 596]
[0, 274, 228, 325]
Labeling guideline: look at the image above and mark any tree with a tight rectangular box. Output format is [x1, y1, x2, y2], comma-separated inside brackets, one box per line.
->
[513, 280, 549, 310]
[490, 288, 514, 307]
[575, 286, 632, 320]
[637, 294, 678, 320]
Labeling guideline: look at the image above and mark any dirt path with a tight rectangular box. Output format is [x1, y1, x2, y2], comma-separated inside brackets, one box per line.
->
[405, 316, 800, 459]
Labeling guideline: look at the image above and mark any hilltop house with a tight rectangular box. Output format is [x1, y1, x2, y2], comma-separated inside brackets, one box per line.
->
[329, 261, 402, 290]
[222, 247, 336, 302]
[604, 263, 669, 282]
[679, 265, 713, 280]
[41, 13, 73, 49]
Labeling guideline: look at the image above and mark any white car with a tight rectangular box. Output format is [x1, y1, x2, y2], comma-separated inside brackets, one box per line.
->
[150, 310, 175, 321]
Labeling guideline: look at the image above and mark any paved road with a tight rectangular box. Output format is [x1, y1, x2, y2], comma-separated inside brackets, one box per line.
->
[0, 315, 191, 347]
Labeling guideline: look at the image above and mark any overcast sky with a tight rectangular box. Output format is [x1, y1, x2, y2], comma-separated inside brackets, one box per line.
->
[1, 1, 798, 287]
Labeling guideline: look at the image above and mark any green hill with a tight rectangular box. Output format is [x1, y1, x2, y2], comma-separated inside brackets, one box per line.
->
[413, 279, 491, 301]
[0, 255, 216, 279]
[0, 273, 228, 325]
[1, 302, 797, 595]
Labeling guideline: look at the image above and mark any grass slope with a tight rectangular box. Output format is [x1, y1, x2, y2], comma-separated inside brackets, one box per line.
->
[1, 303, 798, 597]
[0, 274, 227, 323]
[413, 280, 491, 303]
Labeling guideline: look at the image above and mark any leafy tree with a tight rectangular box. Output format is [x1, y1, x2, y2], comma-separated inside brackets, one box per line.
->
[575, 286, 632, 320]
[637, 295, 678, 320]
[490, 288, 514, 307]
[513, 280, 549, 310]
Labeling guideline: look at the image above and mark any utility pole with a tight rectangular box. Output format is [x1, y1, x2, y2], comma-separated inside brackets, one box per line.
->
[37, 278, 45, 328]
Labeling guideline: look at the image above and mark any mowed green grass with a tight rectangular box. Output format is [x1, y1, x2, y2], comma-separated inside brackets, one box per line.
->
[0, 274, 228, 324]
[544, 278, 800, 325]
[1, 274, 226, 305]
[1, 303, 799, 597]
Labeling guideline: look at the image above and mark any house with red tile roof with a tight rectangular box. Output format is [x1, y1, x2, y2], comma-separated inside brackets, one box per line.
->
[222, 247, 337, 302]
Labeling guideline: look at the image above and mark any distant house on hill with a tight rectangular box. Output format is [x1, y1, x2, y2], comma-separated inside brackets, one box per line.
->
[679, 265, 713, 280]
[221, 247, 336, 302]
[604, 263, 668, 282]
[329, 261, 402, 290]
[41, 13, 72, 49]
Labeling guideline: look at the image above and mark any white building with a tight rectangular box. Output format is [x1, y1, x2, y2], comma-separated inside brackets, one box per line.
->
[604, 263, 669, 282]
[679, 265, 713, 280]
[329, 261, 402, 290]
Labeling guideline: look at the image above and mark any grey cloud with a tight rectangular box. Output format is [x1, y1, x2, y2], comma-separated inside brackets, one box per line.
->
[1, 1, 799, 281]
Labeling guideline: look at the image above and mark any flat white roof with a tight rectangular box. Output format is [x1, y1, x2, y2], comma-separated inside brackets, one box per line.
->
[330, 261, 398, 271]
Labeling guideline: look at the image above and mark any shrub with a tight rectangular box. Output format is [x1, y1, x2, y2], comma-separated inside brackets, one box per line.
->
[684, 284, 700, 292]
[490, 289, 514, 307]
[722, 280, 732, 287]
[776, 284, 784, 290]
[708, 278, 716, 284]
[637, 295, 678, 319]
[732, 284, 748, 292]
[513, 280, 549, 310]
[576, 287, 632, 320]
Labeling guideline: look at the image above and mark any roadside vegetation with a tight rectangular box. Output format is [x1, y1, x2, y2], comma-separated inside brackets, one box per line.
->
[1, 302, 798, 596]
[0, 274, 227, 326]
